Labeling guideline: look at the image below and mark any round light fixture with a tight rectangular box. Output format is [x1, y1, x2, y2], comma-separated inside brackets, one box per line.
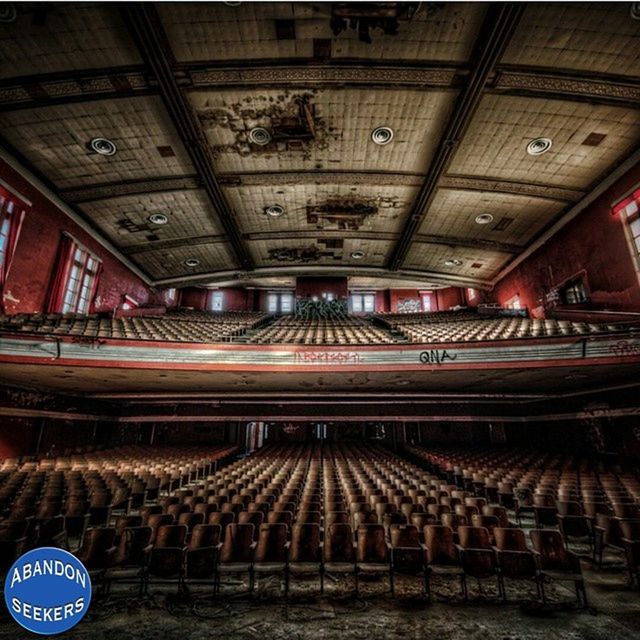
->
[0, 3, 17, 22]
[223, 1, 242, 5]
[89, 137, 117, 156]
[475, 213, 494, 225]
[631, 3, 640, 19]
[148, 213, 168, 225]
[371, 126, 394, 145]
[264, 204, 285, 218]
[351, 250, 366, 259]
[444, 259, 462, 267]
[526, 137, 552, 156]
[248, 127, 272, 146]
[184, 259, 200, 267]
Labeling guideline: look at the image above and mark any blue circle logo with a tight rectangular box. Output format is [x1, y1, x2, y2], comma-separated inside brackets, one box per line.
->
[4, 547, 92, 635]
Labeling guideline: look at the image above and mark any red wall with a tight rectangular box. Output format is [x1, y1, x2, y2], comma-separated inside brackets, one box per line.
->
[1, 158, 154, 315]
[436, 287, 465, 310]
[296, 277, 348, 299]
[0, 418, 37, 459]
[180, 287, 208, 310]
[493, 164, 640, 316]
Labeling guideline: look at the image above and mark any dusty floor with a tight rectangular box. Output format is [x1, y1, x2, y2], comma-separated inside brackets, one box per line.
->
[0, 554, 637, 640]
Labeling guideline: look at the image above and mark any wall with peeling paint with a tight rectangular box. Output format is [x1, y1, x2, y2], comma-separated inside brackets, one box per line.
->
[1, 158, 154, 315]
[492, 163, 640, 316]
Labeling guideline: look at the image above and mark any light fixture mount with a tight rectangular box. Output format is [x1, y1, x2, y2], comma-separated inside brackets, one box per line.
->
[0, 3, 16, 22]
[351, 250, 366, 259]
[444, 259, 462, 267]
[526, 137, 552, 156]
[371, 126, 394, 145]
[248, 127, 272, 146]
[89, 137, 117, 156]
[264, 204, 285, 218]
[475, 213, 494, 225]
[184, 259, 200, 267]
[148, 213, 168, 225]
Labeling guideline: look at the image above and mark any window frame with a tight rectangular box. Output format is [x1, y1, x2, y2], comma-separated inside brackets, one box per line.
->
[61, 244, 101, 314]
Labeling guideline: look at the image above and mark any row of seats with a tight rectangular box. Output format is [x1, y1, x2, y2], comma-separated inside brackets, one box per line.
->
[0, 311, 268, 343]
[246, 316, 397, 344]
[0, 445, 237, 572]
[377, 314, 637, 343]
[407, 444, 640, 582]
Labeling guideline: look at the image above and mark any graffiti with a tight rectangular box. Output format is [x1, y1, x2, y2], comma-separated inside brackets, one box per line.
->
[608, 340, 640, 357]
[294, 351, 362, 365]
[419, 350, 457, 365]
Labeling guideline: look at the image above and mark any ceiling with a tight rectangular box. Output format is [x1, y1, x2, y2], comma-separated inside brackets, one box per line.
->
[0, 2, 639, 290]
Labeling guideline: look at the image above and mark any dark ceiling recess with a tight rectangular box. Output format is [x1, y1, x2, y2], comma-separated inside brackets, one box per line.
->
[493, 216, 514, 232]
[330, 2, 421, 43]
[388, 3, 525, 271]
[275, 18, 296, 40]
[582, 132, 607, 147]
[307, 200, 378, 230]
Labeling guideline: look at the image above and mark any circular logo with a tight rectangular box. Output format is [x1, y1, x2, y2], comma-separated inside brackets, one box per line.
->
[4, 547, 92, 635]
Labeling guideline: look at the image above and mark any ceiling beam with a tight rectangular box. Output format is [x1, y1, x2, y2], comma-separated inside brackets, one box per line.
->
[414, 234, 521, 254]
[491, 65, 640, 109]
[152, 265, 493, 290]
[120, 4, 254, 270]
[388, 3, 525, 271]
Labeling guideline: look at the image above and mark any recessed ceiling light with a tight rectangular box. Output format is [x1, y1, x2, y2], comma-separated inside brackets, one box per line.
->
[475, 213, 494, 225]
[0, 3, 16, 22]
[184, 259, 200, 267]
[351, 250, 366, 259]
[264, 204, 285, 218]
[89, 137, 117, 156]
[444, 259, 462, 267]
[248, 127, 272, 146]
[148, 213, 168, 225]
[631, 3, 640, 19]
[526, 137, 552, 156]
[223, 1, 243, 5]
[371, 126, 394, 145]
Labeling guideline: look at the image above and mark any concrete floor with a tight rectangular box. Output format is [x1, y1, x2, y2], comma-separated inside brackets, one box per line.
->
[1, 551, 637, 640]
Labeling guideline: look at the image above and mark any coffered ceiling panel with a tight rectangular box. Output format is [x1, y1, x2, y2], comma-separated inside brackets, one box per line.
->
[158, 2, 486, 64]
[138, 242, 238, 281]
[448, 94, 640, 191]
[79, 190, 224, 249]
[190, 87, 457, 174]
[250, 237, 391, 268]
[419, 188, 567, 246]
[0, 3, 141, 80]
[405, 242, 511, 280]
[501, 2, 640, 78]
[0, 97, 193, 189]
[225, 182, 418, 235]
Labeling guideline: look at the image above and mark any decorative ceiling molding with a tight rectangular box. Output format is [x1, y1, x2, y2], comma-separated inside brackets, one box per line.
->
[121, 4, 254, 270]
[122, 234, 228, 256]
[152, 265, 494, 290]
[187, 63, 461, 89]
[61, 175, 200, 203]
[493, 67, 640, 107]
[218, 170, 424, 188]
[0, 67, 153, 111]
[388, 3, 525, 271]
[439, 175, 584, 202]
[414, 234, 521, 254]
[244, 230, 399, 242]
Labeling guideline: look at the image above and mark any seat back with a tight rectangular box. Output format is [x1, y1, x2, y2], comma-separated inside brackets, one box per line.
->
[220, 523, 254, 563]
[290, 523, 321, 563]
[356, 524, 388, 563]
[154, 524, 187, 548]
[424, 525, 457, 565]
[325, 523, 354, 563]
[255, 523, 288, 563]
[494, 527, 527, 551]
[189, 524, 221, 550]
